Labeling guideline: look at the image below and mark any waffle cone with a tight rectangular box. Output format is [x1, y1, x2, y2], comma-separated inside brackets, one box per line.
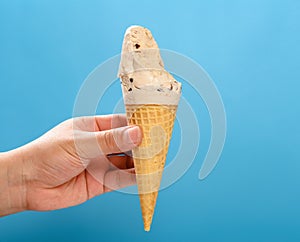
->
[125, 104, 177, 231]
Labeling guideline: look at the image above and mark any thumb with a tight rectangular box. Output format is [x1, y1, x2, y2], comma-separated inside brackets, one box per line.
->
[97, 125, 142, 155]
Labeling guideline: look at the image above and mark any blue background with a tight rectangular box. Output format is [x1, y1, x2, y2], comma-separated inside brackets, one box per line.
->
[1, 0, 300, 241]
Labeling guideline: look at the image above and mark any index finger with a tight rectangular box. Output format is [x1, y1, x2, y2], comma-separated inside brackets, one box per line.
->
[95, 114, 128, 131]
[73, 114, 128, 132]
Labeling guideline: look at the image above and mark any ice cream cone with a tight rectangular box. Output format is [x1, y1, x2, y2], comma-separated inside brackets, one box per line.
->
[118, 26, 181, 231]
[126, 104, 177, 231]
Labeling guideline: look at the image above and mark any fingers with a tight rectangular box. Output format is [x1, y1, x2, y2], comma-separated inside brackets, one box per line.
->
[73, 114, 128, 132]
[74, 124, 141, 161]
[95, 114, 128, 131]
[96, 125, 142, 155]
[108, 155, 134, 170]
[103, 168, 136, 192]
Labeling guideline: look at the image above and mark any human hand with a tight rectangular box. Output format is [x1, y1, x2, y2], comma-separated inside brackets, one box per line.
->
[0, 115, 142, 215]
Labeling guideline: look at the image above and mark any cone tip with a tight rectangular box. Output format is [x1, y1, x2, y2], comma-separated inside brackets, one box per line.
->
[144, 225, 151, 232]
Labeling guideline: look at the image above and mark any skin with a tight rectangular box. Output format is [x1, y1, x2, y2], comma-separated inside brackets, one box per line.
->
[0, 114, 142, 217]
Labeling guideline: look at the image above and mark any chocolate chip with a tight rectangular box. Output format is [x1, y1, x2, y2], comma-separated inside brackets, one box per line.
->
[129, 78, 133, 83]
[170, 84, 173, 90]
[128, 88, 132, 91]
[135, 43, 140, 49]
[157, 88, 163, 92]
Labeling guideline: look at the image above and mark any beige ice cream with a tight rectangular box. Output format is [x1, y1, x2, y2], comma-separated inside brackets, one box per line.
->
[118, 25, 181, 231]
[119, 25, 181, 105]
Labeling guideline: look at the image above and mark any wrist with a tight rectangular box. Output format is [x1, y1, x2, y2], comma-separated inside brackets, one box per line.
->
[0, 149, 29, 216]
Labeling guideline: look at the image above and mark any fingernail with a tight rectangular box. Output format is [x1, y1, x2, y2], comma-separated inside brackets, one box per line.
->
[127, 126, 142, 145]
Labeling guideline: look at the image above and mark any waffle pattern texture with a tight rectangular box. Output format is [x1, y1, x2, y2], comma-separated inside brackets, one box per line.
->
[126, 104, 177, 231]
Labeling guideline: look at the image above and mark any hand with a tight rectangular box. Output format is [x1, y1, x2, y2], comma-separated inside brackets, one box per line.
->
[0, 115, 142, 215]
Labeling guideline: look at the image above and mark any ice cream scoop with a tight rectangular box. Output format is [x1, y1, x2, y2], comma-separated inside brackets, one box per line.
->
[119, 25, 181, 105]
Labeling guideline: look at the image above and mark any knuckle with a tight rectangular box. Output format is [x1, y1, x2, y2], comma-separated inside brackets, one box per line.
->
[103, 132, 112, 148]
[102, 131, 116, 152]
